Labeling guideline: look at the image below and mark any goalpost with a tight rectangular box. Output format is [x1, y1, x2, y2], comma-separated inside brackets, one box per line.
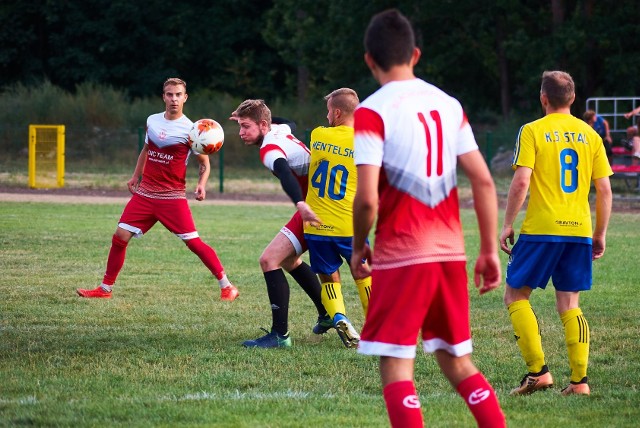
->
[28, 125, 65, 188]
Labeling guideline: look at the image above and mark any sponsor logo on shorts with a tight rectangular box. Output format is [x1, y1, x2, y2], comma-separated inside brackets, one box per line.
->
[402, 395, 421, 409]
[468, 388, 490, 405]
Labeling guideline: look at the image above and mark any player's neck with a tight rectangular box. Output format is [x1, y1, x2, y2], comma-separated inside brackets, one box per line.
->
[377, 65, 415, 86]
[545, 106, 571, 115]
[164, 111, 183, 121]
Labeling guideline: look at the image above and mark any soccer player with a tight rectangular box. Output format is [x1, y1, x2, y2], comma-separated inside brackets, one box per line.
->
[500, 71, 613, 396]
[77, 77, 238, 301]
[350, 9, 506, 428]
[304, 88, 372, 349]
[229, 99, 329, 348]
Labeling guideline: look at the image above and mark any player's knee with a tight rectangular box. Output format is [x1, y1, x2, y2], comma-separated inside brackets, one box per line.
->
[259, 253, 277, 272]
[185, 237, 203, 252]
[503, 284, 531, 307]
[112, 234, 129, 248]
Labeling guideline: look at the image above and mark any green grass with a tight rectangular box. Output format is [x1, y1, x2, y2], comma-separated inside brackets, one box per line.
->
[1, 202, 639, 427]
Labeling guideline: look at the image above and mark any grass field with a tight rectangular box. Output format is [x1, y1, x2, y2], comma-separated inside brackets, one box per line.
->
[1, 200, 639, 427]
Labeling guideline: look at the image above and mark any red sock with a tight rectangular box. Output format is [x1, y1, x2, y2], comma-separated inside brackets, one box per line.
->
[185, 238, 225, 279]
[456, 373, 505, 428]
[102, 235, 128, 286]
[383, 380, 423, 428]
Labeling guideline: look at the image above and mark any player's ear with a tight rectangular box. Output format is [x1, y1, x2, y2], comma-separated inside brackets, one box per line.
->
[411, 47, 421, 66]
[184, 93, 188, 102]
[364, 52, 376, 71]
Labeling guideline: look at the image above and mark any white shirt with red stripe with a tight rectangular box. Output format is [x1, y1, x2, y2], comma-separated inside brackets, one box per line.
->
[354, 78, 478, 269]
[259, 124, 310, 195]
[137, 112, 194, 199]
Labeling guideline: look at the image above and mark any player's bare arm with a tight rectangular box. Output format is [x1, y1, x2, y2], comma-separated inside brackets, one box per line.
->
[194, 154, 210, 201]
[127, 145, 149, 194]
[295, 201, 321, 227]
[350, 164, 379, 278]
[592, 176, 612, 260]
[500, 166, 532, 254]
[458, 150, 501, 293]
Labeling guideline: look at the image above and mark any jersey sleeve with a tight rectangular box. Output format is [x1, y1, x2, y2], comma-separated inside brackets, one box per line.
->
[592, 136, 614, 180]
[512, 124, 536, 170]
[456, 112, 479, 156]
[354, 107, 384, 167]
[260, 145, 287, 172]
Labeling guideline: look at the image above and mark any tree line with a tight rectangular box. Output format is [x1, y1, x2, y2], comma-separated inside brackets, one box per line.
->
[2, 0, 639, 122]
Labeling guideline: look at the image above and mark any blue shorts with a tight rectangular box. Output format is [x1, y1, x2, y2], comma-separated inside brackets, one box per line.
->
[304, 235, 363, 275]
[506, 240, 592, 291]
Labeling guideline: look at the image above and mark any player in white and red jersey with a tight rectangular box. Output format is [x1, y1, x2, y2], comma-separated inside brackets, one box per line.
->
[229, 99, 328, 348]
[77, 78, 238, 301]
[350, 10, 505, 428]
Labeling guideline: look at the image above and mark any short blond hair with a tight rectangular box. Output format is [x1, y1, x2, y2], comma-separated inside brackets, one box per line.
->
[232, 99, 272, 124]
[163, 77, 187, 93]
[324, 88, 359, 115]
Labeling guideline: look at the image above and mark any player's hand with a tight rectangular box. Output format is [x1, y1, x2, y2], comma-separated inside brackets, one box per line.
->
[350, 245, 372, 279]
[474, 252, 501, 295]
[499, 225, 515, 255]
[624, 112, 632, 119]
[194, 184, 206, 201]
[592, 235, 606, 260]
[296, 201, 321, 227]
[127, 176, 140, 194]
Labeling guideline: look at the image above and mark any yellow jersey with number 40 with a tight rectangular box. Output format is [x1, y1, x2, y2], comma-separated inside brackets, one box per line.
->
[304, 125, 357, 237]
[513, 113, 613, 239]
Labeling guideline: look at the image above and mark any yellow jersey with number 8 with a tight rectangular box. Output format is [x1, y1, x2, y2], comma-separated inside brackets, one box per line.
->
[512, 113, 612, 239]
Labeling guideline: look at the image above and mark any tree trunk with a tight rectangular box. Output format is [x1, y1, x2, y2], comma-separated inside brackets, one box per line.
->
[496, 16, 511, 120]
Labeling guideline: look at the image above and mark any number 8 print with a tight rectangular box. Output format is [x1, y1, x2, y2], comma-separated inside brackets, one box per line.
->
[560, 148, 578, 193]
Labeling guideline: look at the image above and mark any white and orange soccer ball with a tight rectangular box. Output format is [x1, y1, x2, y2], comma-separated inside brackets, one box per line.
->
[188, 118, 224, 154]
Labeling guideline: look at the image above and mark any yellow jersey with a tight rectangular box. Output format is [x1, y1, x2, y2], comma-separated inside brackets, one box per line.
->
[304, 125, 357, 237]
[513, 113, 613, 239]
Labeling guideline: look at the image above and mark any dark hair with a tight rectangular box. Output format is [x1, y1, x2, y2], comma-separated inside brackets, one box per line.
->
[541, 71, 575, 108]
[364, 9, 415, 72]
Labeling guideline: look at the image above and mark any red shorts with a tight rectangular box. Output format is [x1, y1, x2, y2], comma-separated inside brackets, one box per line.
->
[118, 194, 198, 240]
[358, 261, 472, 358]
[280, 211, 307, 255]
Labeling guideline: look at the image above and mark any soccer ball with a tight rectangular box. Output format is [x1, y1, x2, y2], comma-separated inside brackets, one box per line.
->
[188, 119, 224, 154]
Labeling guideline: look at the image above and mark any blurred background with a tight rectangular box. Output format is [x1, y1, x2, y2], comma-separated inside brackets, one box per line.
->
[1, 0, 639, 189]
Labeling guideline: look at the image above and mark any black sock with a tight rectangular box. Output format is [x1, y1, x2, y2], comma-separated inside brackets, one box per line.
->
[288, 262, 326, 316]
[264, 269, 290, 336]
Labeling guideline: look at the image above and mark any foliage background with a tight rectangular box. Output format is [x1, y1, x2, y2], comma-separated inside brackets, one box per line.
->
[1, 0, 639, 170]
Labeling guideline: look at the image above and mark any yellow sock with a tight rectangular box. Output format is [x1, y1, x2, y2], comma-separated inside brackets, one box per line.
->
[321, 282, 346, 319]
[561, 308, 589, 383]
[355, 277, 372, 315]
[508, 300, 545, 373]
